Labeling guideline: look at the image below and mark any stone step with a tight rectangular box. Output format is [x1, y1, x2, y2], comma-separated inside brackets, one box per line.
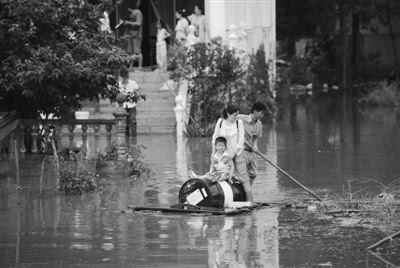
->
[79, 71, 177, 134]
[136, 112, 175, 119]
[137, 126, 175, 134]
[129, 72, 169, 83]
[138, 115, 174, 122]
[141, 89, 176, 96]
[137, 106, 175, 113]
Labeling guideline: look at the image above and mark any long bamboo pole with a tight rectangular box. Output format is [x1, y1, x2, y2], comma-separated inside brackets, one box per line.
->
[255, 151, 323, 201]
[367, 230, 400, 251]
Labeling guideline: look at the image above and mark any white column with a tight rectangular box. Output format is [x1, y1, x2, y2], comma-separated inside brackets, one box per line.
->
[206, 0, 226, 39]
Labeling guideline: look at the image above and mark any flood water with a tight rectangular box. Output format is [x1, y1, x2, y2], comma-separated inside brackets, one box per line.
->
[1, 95, 399, 267]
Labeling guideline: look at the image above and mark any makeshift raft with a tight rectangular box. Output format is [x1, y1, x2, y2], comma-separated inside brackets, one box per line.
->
[125, 178, 269, 215]
[127, 202, 270, 215]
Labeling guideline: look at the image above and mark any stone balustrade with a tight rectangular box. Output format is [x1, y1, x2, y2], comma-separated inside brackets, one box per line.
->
[7, 117, 128, 159]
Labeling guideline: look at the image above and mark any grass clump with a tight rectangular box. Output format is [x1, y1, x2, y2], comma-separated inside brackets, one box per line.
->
[359, 80, 399, 107]
[322, 179, 400, 231]
[58, 151, 98, 195]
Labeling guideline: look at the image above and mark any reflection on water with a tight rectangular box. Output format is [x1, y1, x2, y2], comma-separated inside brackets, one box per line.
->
[1, 96, 399, 267]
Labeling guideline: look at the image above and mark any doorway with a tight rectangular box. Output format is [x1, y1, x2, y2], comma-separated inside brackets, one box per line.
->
[112, 0, 205, 68]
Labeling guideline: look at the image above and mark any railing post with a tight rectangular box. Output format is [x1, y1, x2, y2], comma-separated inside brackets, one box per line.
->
[43, 124, 50, 154]
[81, 124, 88, 155]
[68, 124, 75, 152]
[9, 130, 15, 154]
[93, 125, 100, 154]
[113, 104, 128, 160]
[55, 124, 62, 153]
[19, 123, 26, 154]
[105, 124, 113, 156]
[228, 24, 239, 50]
[31, 123, 39, 153]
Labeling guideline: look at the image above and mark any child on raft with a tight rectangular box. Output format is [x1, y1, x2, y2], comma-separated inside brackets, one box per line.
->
[188, 137, 234, 183]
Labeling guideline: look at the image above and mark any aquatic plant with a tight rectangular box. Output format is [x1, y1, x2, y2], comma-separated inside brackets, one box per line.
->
[125, 144, 154, 180]
[322, 178, 400, 232]
[359, 80, 399, 107]
[184, 121, 215, 138]
[58, 151, 97, 195]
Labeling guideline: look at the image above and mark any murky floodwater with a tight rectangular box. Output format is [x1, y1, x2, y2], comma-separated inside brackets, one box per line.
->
[1, 95, 399, 267]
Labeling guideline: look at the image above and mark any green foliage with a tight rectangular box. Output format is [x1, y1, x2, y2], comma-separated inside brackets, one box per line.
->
[168, 41, 248, 126]
[277, 0, 336, 56]
[168, 41, 275, 133]
[184, 121, 215, 138]
[126, 144, 154, 180]
[0, 0, 133, 119]
[245, 44, 273, 113]
[359, 80, 400, 107]
[58, 152, 97, 195]
[280, 57, 313, 86]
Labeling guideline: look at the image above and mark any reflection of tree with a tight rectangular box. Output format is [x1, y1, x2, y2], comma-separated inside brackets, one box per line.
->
[360, 107, 398, 130]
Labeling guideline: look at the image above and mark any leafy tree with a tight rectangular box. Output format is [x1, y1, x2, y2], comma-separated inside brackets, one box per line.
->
[168, 41, 247, 126]
[277, 0, 336, 57]
[0, 0, 132, 119]
[246, 44, 273, 110]
[372, 0, 400, 67]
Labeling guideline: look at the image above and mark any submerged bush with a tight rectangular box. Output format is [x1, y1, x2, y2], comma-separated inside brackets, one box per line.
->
[58, 152, 97, 195]
[126, 144, 154, 180]
[359, 80, 399, 107]
[184, 122, 215, 137]
[168, 41, 274, 134]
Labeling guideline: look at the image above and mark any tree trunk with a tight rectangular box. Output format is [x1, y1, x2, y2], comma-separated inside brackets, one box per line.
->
[387, 13, 399, 67]
[339, 0, 348, 93]
[351, 6, 361, 87]
[287, 37, 296, 58]
[351, 4, 361, 95]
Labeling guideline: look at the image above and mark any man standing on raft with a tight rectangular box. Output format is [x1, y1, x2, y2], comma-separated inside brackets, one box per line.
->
[236, 102, 268, 187]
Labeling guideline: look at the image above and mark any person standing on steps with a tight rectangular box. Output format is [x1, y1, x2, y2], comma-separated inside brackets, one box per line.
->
[118, 74, 140, 137]
[188, 5, 210, 43]
[122, 0, 143, 70]
[156, 18, 171, 71]
[175, 9, 189, 43]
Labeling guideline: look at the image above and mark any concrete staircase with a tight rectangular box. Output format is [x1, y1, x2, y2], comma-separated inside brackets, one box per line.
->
[80, 71, 177, 134]
[131, 71, 176, 134]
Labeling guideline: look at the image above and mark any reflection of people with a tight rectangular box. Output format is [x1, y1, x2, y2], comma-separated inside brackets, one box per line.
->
[156, 19, 171, 71]
[237, 102, 267, 186]
[175, 9, 189, 42]
[118, 75, 139, 136]
[211, 105, 254, 204]
[189, 5, 210, 43]
[188, 137, 234, 183]
[122, 1, 143, 69]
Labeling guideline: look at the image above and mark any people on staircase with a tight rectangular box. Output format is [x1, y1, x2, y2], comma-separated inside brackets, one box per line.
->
[156, 18, 171, 71]
[175, 9, 190, 43]
[118, 74, 140, 136]
[122, 0, 143, 70]
[188, 5, 210, 43]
